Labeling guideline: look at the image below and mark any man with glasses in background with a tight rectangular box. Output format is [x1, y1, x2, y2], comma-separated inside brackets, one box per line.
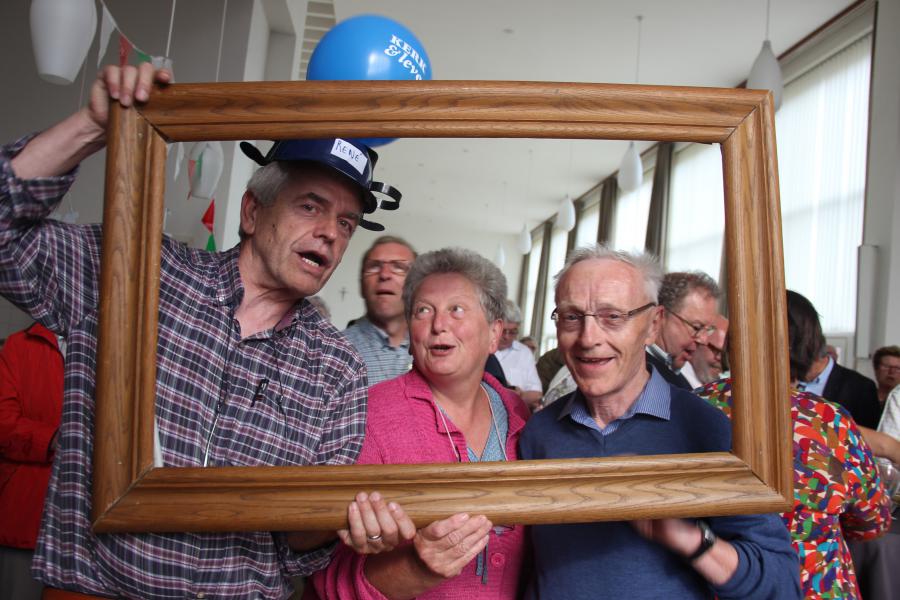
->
[646, 271, 721, 390]
[494, 300, 543, 410]
[344, 236, 417, 384]
[519, 244, 799, 599]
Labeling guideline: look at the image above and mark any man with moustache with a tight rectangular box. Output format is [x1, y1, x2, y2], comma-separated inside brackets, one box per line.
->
[344, 236, 417, 384]
[646, 271, 721, 390]
[519, 244, 799, 600]
[1, 64, 405, 599]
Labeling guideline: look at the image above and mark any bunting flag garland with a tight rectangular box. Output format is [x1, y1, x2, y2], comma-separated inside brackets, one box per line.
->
[99, 0, 168, 71]
[97, 4, 116, 66]
[202, 200, 216, 251]
[118, 35, 133, 67]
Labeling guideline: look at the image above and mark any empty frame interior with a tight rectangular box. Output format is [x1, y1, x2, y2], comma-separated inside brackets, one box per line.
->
[92, 80, 792, 533]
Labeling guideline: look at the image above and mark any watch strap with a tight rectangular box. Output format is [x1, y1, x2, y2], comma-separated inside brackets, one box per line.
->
[687, 520, 717, 561]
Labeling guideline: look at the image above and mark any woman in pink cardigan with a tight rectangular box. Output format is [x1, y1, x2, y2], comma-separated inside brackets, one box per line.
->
[308, 247, 530, 599]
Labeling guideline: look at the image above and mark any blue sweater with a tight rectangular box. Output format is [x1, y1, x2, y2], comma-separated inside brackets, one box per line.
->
[519, 374, 800, 599]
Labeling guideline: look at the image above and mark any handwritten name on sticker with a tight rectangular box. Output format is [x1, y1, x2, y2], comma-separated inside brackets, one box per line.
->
[331, 139, 368, 175]
[384, 34, 428, 80]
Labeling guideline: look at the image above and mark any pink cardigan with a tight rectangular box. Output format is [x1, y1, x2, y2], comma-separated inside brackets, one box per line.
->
[307, 368, 530, 600]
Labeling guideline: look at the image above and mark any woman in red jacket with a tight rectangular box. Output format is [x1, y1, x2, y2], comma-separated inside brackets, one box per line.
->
[0, 322, 63, 599]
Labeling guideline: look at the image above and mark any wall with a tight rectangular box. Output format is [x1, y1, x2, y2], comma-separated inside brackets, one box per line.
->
[857, 0, 900, 375]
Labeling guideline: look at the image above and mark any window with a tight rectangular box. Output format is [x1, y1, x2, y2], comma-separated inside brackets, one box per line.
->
[610, 168, 654, 253]
[522, 227, 544, 336]
[666, 143, 725, 278]
[777, 34, 871, 333]
[540, 225, 571, 352]
[574, 188, 601, 249]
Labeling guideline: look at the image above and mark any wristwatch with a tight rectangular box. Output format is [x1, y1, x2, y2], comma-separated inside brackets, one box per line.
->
[687, 520, 717, 561]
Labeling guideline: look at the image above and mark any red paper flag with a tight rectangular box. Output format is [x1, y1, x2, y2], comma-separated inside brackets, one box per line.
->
[118, 35, 133, 67]
[201, 200, 215, 233]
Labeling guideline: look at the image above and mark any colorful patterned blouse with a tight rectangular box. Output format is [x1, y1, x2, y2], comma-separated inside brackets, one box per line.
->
[697, 379, 892, 600]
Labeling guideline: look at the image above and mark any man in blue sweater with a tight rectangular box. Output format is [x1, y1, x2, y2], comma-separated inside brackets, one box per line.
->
[519, 244, 799, 599]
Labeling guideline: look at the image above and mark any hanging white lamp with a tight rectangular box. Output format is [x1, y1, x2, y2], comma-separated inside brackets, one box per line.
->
[30, 0, 97, 85]
[556, 195, 576, 232]
[494, 243, 506, 268]
[747, 0, 783, 110]
[617, 16, 644, 193]
[517, 223, 532, 255]
[617, 141, 643, 193]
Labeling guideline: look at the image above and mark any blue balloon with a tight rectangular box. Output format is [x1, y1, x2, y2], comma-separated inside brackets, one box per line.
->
[308, 14, 431, 146]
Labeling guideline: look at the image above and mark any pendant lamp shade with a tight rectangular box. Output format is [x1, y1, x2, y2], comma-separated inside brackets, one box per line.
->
[617, 141, 643, 193]
[30, 0, 97, 85]
[747, 40, 783, 110]
[517, 223, 532, 255]
[556, 195, 576, 232]
[189, 142, 225, 200]
[494, 243, 506, 269]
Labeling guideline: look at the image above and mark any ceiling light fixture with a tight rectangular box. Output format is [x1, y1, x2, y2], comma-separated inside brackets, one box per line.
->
[556, 142, 577, 232]
[517, 223, 533, 254]
[747, 0, 783, 110]
[617, 15, 643, 193]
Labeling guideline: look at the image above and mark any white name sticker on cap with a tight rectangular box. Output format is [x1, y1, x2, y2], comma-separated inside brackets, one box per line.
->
[331, 139, 368, 175]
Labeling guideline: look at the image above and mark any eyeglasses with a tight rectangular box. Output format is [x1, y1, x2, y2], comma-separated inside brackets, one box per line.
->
[551, 302, 656, 332]
[667, 309, 717, 339]
[877, 364, 900, 374]
[502, 327, 520, 337]
[362, 260, 410, 276]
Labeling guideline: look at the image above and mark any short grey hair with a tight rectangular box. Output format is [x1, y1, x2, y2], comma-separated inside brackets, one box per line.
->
[239, 162, 292, 240]
[503, 299, 523, 323]
[658, 271, 721, 312]
[554, 244, 663, 304]
[402, 247, 507, 323]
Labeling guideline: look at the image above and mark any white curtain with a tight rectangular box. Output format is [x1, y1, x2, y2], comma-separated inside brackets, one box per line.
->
[540, 226, 571, 352]
[776, 34, 871, 333]
[666, 143, 725, 279]
[574, 196, 600, 249]
[522, 228, 544, 336]
[610, 169, 654, 253]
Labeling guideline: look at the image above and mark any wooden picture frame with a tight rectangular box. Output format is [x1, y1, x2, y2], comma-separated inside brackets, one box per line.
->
[92, 80, 791, 533]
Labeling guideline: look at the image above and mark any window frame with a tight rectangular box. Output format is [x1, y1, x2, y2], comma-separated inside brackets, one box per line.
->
[92, 80, 791, 533]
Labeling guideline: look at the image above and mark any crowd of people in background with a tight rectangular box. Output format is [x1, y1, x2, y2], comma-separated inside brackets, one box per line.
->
[0, 63, 898, 599]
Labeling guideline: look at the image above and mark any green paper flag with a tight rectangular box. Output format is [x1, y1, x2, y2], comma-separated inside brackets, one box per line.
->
[206, 233, 217, 252]
[135, 50, 152, 64]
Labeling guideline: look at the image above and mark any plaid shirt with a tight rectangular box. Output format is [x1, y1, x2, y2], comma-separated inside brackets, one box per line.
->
[342, 316, 411, 385]
[0, 136, 368, 599]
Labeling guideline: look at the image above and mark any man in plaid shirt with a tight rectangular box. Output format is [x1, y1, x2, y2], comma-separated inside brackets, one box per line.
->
[1, 64, 406, 599]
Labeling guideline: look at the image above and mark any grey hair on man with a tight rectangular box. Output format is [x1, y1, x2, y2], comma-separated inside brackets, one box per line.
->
[402, 247, 507, 323]
[503, 299, 523, 324]
[657, 271, 721, 312]
[554, 243, 664, 304]
[238, 162, 301, 240]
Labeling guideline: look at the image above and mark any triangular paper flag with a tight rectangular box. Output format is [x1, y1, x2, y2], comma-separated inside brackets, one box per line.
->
[118, 34, 133, 67]
[173, 143, 184, 181]
[201, 200, 215, 233]
[205, 233, 217, 252]
[97, 3, 116, 67]
[135, 49, 151, 64]
[186, 158, 196, 200]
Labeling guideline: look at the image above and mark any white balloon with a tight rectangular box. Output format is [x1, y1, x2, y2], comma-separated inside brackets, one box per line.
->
[188, 142, 225, 200]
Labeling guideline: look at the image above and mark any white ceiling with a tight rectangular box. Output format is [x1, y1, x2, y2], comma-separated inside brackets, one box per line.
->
[307, 0, 855, 235]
